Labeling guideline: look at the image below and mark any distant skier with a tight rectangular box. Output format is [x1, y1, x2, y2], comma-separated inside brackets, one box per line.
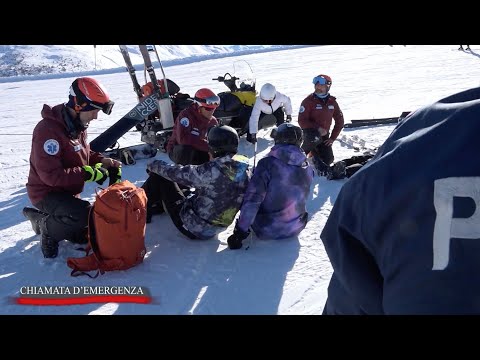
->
[321, 86, 480, 314]
[23, 77, 121, 258]
[244, 83, 293, 144]
[298, 74, 345, 176]
[146, 125, 249, 240]
[227, 123, 314, 250]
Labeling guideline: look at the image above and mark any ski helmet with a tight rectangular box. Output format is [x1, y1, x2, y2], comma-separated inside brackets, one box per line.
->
[68, 77, 114, 115]
[260, 83, 276, 102]
[194, 88, 221, 110]
[207, 125, 239, 157]
[312, 74, 332, 87]
[274, 123, 303, 147]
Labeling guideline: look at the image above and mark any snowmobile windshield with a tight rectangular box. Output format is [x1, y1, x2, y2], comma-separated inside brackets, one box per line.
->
[233, 60, 255, 91]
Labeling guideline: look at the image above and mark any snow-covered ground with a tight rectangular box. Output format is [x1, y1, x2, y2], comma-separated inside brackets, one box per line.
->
[0, 45, 478, 314]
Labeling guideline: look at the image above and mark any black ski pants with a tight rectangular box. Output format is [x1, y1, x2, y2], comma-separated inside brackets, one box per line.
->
[34, 192, 91, 243]
[302, 130, 334, 166]
[145, 173, 198, 240]
[168, 144, 209, 166]
[232, 106, 285, 135]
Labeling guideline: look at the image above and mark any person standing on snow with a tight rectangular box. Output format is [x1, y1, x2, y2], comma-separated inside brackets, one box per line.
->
[146, 125, 249, 240]
[245, 83, 293, 144]
[23, 77, 122, 258]
[298, 74, 344, 176]
[227, 123, 314, 250]
[321, 86, 480, 314]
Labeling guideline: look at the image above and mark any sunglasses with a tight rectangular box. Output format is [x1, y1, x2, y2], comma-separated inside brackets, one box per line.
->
[262, 98, 273, 104]
[194, 94, 221, 107]
[312, 76, 330, 86]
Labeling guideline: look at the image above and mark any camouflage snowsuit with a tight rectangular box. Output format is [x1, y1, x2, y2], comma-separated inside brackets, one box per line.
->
[147, 154, 250, 239]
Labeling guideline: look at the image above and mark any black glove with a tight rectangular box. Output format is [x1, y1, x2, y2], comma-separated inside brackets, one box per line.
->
[246, 133, 257, 144]
[83, 164, 109, 185]
[286, 115, 292, 122]
[107, 166, 122, 186]
[227, 222, 250, 250]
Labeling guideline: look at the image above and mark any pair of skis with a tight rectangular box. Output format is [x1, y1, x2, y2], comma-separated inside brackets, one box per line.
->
[90, 46, 174, 164]
[343, 111, 410, 128]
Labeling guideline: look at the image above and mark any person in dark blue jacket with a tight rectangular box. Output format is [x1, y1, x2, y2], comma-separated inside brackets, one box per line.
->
[227, 123, 314, 250]
[321, 86, 480, 315]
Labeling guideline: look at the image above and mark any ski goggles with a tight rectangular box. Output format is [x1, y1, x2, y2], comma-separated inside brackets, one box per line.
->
[312, 75, 331, 86]
[194, 94, 221, 109]
[83, 100, 115, 115]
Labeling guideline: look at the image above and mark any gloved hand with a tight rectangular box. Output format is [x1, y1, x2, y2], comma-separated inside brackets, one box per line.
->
[246, 133, 257, 144]
[227, 222, 251, 250]
[286, 115, 292, 122]
[83, 163, 109, 185]
[107, 166, 122, 186]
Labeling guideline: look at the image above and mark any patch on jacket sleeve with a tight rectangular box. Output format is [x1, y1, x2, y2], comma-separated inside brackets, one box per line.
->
[180, 117, 190, 127]
[299, 105, 305, 113]
[43, 139, 60, 155]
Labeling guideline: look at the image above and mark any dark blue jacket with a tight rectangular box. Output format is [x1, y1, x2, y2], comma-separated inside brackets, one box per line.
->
[321, 87, 480, 315]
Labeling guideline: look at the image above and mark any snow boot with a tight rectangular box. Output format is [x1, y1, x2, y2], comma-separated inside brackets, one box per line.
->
[39, 217, 59, 258]
[312, 156, 332, 178]
[22, 207, 47, 235]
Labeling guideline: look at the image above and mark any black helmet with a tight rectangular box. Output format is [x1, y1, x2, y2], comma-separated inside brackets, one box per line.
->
[207, 125, 239, 157]
[275, 123, 303, 147]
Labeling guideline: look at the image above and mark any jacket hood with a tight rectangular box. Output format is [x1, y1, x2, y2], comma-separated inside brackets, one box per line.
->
[40, 104, 68, 129]
[268, 144, 307, 166]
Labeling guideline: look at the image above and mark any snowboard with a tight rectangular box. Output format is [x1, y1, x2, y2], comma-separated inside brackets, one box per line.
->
[90, 92, 159, 153]
[102, 143, 158, 165]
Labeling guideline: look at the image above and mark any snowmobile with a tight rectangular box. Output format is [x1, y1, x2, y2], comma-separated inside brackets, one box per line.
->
[211, 60, 257, 136]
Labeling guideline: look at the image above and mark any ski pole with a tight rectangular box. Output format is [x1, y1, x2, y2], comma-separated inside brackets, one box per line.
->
[253, 141, 257, 173]
[246, 142, 258, 251]
[152, 45, 170, 95]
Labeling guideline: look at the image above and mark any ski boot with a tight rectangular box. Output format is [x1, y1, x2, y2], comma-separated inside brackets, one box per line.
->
[22, 207, 47, 235]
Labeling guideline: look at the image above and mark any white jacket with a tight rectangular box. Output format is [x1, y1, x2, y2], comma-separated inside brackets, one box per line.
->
[248, 91, 293, 134]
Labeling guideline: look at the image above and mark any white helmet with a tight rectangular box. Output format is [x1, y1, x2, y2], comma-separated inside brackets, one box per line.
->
[260, 83, 276, 102]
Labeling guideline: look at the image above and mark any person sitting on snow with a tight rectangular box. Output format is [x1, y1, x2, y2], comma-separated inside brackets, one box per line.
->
[146, 125, 249, 240]
[144, 88, 220, 222]
[227, 123, 314, 250]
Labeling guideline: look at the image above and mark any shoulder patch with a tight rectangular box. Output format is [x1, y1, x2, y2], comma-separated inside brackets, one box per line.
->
[43, 139, 60, 155]
[299, 105, 305, 113]
[180, 117, 190, 127]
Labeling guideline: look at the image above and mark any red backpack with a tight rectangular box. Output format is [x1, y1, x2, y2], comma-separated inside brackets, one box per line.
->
[67, 180, 147, 277]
